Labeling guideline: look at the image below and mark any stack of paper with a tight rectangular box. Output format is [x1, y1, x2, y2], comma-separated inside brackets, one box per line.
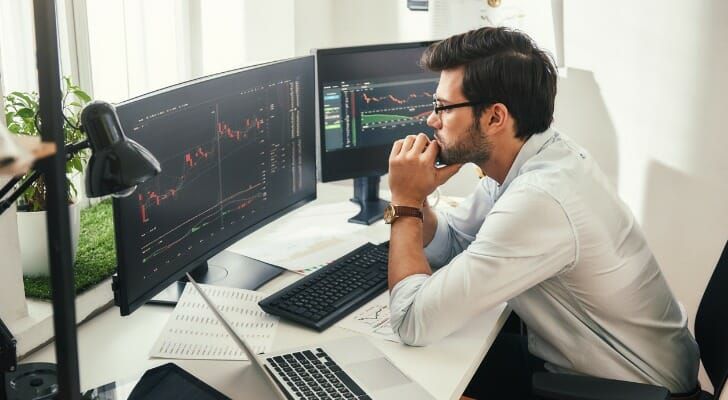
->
[150, 284, 278, 360]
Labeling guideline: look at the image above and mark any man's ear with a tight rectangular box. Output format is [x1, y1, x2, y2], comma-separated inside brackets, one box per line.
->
[480, 103, 510, 138]
[480, 103, 508, 135]
[489, 103, 508, 128]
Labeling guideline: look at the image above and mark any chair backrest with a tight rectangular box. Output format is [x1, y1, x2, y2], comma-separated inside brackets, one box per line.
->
[694, 240, 728, 396]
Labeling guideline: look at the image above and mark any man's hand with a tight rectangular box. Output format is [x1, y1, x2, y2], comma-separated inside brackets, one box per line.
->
[388, 133, 462, 207]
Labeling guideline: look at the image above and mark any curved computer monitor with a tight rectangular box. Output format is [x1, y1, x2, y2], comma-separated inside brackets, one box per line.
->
[315, 41, 438, 224]
[112, 56, 317, 316]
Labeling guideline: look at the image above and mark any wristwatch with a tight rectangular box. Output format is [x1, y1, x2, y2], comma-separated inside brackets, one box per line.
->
[383, 203, 423, 224]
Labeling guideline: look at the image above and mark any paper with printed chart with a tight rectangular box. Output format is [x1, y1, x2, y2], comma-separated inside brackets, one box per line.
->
[337, 292, 401, 343]
[150, 283, 279, 360]
[230, 201, 373, 275]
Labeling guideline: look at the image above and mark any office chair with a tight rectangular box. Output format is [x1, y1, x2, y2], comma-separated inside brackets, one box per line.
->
[532, 240, 728, 400]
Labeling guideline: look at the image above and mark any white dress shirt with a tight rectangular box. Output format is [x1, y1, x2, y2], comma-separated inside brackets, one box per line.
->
[389, 128, 699, 393]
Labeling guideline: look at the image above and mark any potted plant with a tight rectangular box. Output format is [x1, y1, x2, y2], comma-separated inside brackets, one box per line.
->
[4, 77, 92, 277]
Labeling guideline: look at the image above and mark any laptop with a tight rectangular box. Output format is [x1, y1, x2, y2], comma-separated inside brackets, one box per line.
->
[187, 274, 434, 400]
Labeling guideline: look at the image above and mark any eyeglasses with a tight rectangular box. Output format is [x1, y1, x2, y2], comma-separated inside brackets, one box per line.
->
[432, 94, 489, 115]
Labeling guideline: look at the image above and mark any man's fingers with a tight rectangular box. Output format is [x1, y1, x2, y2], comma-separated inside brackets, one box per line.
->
[422, 138, 439, 165]
[435, 163, 463, 184]
[402, 135, 417, 152]
[390, 139, 404, 158]
[424, 138, 439, 157]
[412, 133, 429, 154]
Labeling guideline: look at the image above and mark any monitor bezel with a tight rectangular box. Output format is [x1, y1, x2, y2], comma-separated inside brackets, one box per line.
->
[112, 56, 317, 316]
[314, 41, 437, 183]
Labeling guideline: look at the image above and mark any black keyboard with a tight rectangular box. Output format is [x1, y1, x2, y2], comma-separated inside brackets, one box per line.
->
[266, 348, 370, 399]
[259, 241, 389, 331]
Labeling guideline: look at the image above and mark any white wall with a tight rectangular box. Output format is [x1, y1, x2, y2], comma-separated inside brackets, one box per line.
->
[293, 0, 409, 54]
[554, 1, 728, 394]
[293, 0, 334, 55]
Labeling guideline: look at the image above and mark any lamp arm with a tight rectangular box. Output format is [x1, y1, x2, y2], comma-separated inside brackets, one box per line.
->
[0, 176, 23, 202]
[65, 139, 90, 156]
[0, 140, 90, 216]
[0, 170, 41, 215]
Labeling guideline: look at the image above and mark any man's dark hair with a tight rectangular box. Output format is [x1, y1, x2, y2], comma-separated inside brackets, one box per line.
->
[421, 27, 557, 141]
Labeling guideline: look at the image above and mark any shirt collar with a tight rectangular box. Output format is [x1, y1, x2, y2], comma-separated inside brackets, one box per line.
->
[494, 128, 558, 194]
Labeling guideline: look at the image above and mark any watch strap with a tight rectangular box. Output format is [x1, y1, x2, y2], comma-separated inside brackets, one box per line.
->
[393, 205, 423, 220]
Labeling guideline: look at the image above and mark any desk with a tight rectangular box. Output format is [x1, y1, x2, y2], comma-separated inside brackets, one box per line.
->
[25, 183, 509, 400]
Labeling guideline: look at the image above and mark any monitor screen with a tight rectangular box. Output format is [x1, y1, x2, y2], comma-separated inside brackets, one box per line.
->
[112, 56, 316, 315]
[316, 41, 438, 182]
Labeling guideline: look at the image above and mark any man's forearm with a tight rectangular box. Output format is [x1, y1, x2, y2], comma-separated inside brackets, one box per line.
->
[388, 217, 432, 291]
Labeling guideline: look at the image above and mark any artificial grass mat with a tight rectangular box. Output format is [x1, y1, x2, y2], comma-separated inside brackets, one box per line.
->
[23, 200, 116, 300]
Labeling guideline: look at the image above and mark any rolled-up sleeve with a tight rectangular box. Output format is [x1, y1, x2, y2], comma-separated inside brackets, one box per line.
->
[389, 273, 430, 344]
[424, 179, 496, 268]
[423, 211, 455, 268]
[390, 184, 577, 346]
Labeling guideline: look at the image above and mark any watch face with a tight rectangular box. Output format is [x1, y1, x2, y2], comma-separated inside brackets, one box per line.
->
[383, 204, 396, 224]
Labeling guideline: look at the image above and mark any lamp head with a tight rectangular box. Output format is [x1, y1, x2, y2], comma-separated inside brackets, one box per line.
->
[81, 101, 161, 198]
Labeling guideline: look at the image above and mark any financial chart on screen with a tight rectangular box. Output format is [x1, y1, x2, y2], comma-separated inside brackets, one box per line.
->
[322, 75, 437, 151]
[113, 58, 316, 306]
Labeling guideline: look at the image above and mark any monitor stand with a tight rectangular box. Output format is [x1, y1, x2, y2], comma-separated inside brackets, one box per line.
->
[148, 251, 283, 306]
[348, 176, 388, 225]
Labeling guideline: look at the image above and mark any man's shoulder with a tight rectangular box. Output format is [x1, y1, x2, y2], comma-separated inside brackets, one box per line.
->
[512, 138, 594, 202]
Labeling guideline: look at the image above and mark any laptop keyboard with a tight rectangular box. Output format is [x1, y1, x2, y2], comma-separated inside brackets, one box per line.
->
[267, 348, 370, 399]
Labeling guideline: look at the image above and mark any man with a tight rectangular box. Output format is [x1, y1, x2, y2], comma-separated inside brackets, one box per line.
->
[385, 27, 700, 399]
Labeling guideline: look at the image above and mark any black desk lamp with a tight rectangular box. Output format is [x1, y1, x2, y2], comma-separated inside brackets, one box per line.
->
[0, 101, 161, 215]
[81, 101, 161, 198]
[1, 2, 161, 398]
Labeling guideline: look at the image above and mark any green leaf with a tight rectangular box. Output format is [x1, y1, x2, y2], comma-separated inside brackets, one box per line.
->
[7, 123, 21, 133]
[17, 108, 35, 118]
[71, 157, 83, 172]
[10, 92, 33, 106]
[25, 187, 36, 204]
[73, 90, 92, 103]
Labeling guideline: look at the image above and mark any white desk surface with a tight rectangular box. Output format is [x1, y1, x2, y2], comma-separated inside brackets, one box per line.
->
[25, 183, 509, 400]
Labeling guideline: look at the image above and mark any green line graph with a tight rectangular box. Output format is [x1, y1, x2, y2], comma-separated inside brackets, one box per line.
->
[360, 111, 430, 130]
[362, 113, 417, 124]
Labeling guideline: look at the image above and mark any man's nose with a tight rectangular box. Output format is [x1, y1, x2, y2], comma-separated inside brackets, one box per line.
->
[426, 111, 441, 129]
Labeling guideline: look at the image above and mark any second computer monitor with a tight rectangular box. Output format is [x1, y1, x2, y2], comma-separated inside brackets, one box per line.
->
[315, 41, 438, 224]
